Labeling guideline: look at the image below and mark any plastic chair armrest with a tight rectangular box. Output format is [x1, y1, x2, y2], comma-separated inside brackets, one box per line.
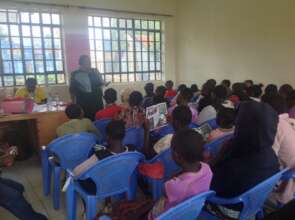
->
[281, 169, 295, 181]
[208, 196, 243, 206]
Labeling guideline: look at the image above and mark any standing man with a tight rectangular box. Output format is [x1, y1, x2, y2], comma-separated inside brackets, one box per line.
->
[70, 55, 109, 120]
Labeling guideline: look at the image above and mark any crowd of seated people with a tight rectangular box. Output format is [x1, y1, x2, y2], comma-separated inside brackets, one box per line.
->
[7, 55, 295, 219]
[38, 79, 295, 219]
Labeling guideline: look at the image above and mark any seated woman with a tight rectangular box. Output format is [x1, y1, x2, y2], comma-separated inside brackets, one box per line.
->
[73, 120, 135, 194]
[117, 91, 144, 128]
[143, 83, 155, 108]
[15, 78, 47, 104]
[149, 128, 213, 219]
[208, 101, 280, 219]
[207, 103, 235, 142]
[95, 88, 122, 120]
[56, 104, 101, 139]
[152, 86, 169, 106]
[168, 88, 198, 123]
[263, 94, 295, 204]
[164, 80, 177, 99]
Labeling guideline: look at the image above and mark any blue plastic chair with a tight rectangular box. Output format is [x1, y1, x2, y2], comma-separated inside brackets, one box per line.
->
[94, 119, 112, 143]
[41, 133, 97, 210]
[152, 123, 199, 140]
[205, 133, 234, 155]
[200, 168, 288, 220]
[157, 191, 215, 220]
[144, 148, 182, 201]
[66, 152, 144, 220]
[123, 127, 144, 150]
[201, 118, 218, 130]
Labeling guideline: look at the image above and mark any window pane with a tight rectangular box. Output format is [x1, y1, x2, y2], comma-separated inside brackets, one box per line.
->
[95, 40, 103, 50]
[119, 19, 125, 28]
[45, 49, 53, 60]
[32, 26, 41, 37]
[3, 61, 13, 73]
[25, 61, 35, 73]
[24, 49, 33, 60]
[1, 37, 10, 48]
[4, 76, 14, 86]
[31, 13, 40, 24]
[36, 61, 44, 73]
[88, 16, 93, 26]
[47, 74, 56, 84]
[22, 25, 31, 36]
[136, 73, 142, 81]
[34, 49, 43, 59]
[111, 30, 118, 40]
[44, 38, 52, 48]
[96, 51, 103, 62]
[104, 40, 111, 51]
[2, 49, 11, 60]
[0, 24, 9, 36]
[113, 62, 120, 72]
[102, 17, 110, 27]
[94, 17, 101, 26]
[155, 21, 161, 30]
[95, 28, 102, 39]
[42, 13, 51, 24]
[0, 12, 7, 22]
[55, 50, 62, 60]
[46, 61, 54, 71]
[121, 74, 128, 82]
[52, 14, 60, 25]
[13, 49, 22, 60]
[20, 12, 30, 23]
[10, 25, 19, 36]
[23, 38, 32, 48]
[43, 27, 51, 37]
[56, 61, 63, 71]
[57, 74, 65, 83]
[111, 18, 117, 27]
[103, 29, 110, 40]
[11, 37, 20, 48]
[14, 61, 23, 74]
[8, 12, 18, 23]
[105, 62, 112, 72]
[16, 75, 25, 86]
[53, 28, 60, 38]
[33, 38, 42, 48]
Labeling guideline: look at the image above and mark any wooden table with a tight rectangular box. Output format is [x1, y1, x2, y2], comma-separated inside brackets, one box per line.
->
[0, 111, 68, 149]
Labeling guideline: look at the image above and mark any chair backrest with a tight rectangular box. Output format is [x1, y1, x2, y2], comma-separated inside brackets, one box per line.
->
[94, 119, 112, 140]
[157, 191, 215, 220]
[157, 123, 199, 139]
[205, 133, 234, 155]
[202, 118, 218, 129]
[123, 127, 144, 150]
[151, 148, 181, 180]
[81, 152, 144, 197]
[238, 168, 288, 220]
[48, 132, 97, 170]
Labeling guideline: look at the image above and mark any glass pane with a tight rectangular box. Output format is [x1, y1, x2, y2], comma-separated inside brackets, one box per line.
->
[95, 40, 103, 50]
[54, 39, 61, 49]
[121, 52, 127, 61]
[111, 30, 118, 40]
[32, 26, 41, 37]
[135, 20, 141, 29]
[42, 13, 51, 24]
[43, 27, 51, 37]
[104, 52, 111, 62]
[105, 74, 112, 82]
[150, 62, 155, 71]
[128, 62, 134, 72]
[11, 37, 20, 48]
[155, 33, 160, 41]
[13, 49, 22, 60]
[31, 13, 40, 24]
[155, 21, 161, 30]
[102, 17, 110, 27]
[95, 28, 102, 39]
[142, 52, 148, 61]
[129, 73, 135, 82]
[150, 73, 155, 81]
[14, 61, 23, 74]
[120, 41, 127, 51]
[1, 49, 11, 60]
[149, 32, 154, 41]
[142, 20, 148, 29]
[53, 28, 60, 38]
[105, 62, 112, 72]
[0, 12, 7, 23]
[55, 50, 62, 59]
[3, 61, 13, 73]
[96, 51, 103, 62]
[136, 62, 142, 71]
[10, 25, 19, 36]
[136, 52, 141, 61]
[52, 14, 60, 25]
[16, 76, 25, 86]
[57, 74, 65, 83]
[148, 21, 155, 29]
[0, 24, 8, 36]
[34, 49, 43, 59]
[114, 74, 120, 83]
[156, 62, 161, 70]
[136, 73, 142, 81]
[103, 29, 111, 40]
[121, 74, 128, 82]
[135, 42, 141, 51]
[119, 19, 126, 28]
[112, 41, 118, 51]
[33, 38, 42, 49]
[121, 62, 127, 72]
[22, 25, 31, 36]
[113, 62, 120, 72]
[156, 72, 162, 80]
[88, 28, 94, 39]
[97, 62, 104, 73]
[56, 61, 63, 71]
[47, 74, 56, 84]
[94, 17, 101, 26]
[128, 52, 134, 61]
[36, 75, 45, 84]
[44, 39, 52, 48]
[127, 20, 133, 28]
[46, 61, 54, 71]
[143, 62, 148, 71]
[111, 18, 117, 27]
[21, 12, 30, 23]
[1, 37, 10, 48]
[104, 40, 111, 51]
[23, 38, 32, 48]
[8, 12, 18, 23]
[35, 60, 44, 73]
[112, 52, 119, 62]
[156, 52, 161, 61]
[45, 50, 53, 59]
[120, 30, 127, 40]
[4, 76, 14, 86]
[25, 61, 34, 73]
[143, 74, 149, 81]
[88, 16, 93, 26]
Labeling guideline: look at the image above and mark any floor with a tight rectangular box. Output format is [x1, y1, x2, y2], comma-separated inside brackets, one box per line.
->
[0, 156, 84, 220]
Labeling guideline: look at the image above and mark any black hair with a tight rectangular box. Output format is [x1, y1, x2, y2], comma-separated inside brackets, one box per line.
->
[165, 80, 174, 88]
[213, 85, 227, 100]
[144, 83, 154, 97]
[171, 128, 204, 163]
[65, 104, 82, 119]
[248, 85, 263, 98]
[128, 91, 143, 107]
[25, 77, 37, 85]
[106, 120, 125, 141]
[265, 84, 278, 96]
[206, 79, 217, 87]
[245, 80, 254, 87]
[221, 79, 231, 88]
[78, 55, 90, 65]
[180, 88, 193, 102]
[201, 82, 215, 97]
[190, 84, 199, 93]
[177, 84, 187, 92]
[155, 85, 166, 97]
[104, 88, 117, 104]
[232, 82, 249, 101]
[263, 94, 288, 115]
[172, 105, 192, 127]
[216, 106, 236, 129]
[287, 90, 295, 109]
[279, 84, 293, 99]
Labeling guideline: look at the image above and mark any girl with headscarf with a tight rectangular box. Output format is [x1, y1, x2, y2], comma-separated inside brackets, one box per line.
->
[209, 101, 280, 219]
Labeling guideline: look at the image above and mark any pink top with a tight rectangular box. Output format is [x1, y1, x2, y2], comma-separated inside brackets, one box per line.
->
[165, 162, 212, 209]
[168, 104, 198, 123]
[207, 128, 234, 142]
[289, 106, 295, 119]
[273, 114, 295, 168]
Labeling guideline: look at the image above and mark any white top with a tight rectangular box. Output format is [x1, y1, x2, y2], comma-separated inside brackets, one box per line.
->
[196, 105, 216, 125]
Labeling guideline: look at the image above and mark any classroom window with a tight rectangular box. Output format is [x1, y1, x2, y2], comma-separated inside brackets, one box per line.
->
[0, 9, 65, 87]
[88, 16, 163, 82]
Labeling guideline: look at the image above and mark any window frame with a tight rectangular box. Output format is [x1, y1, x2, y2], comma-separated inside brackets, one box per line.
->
[0, 9, 65, 87]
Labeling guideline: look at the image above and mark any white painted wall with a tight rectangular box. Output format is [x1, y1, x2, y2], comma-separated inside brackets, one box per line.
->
[176, 0, 295, 87]
[0, 0, 177, 101]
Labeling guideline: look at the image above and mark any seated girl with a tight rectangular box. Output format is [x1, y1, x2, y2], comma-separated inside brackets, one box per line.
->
[116, 91, 145, 128]
[149, 128, 213, 219]
[207, 104, 235, 142]
[73, 120, 135, 194]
